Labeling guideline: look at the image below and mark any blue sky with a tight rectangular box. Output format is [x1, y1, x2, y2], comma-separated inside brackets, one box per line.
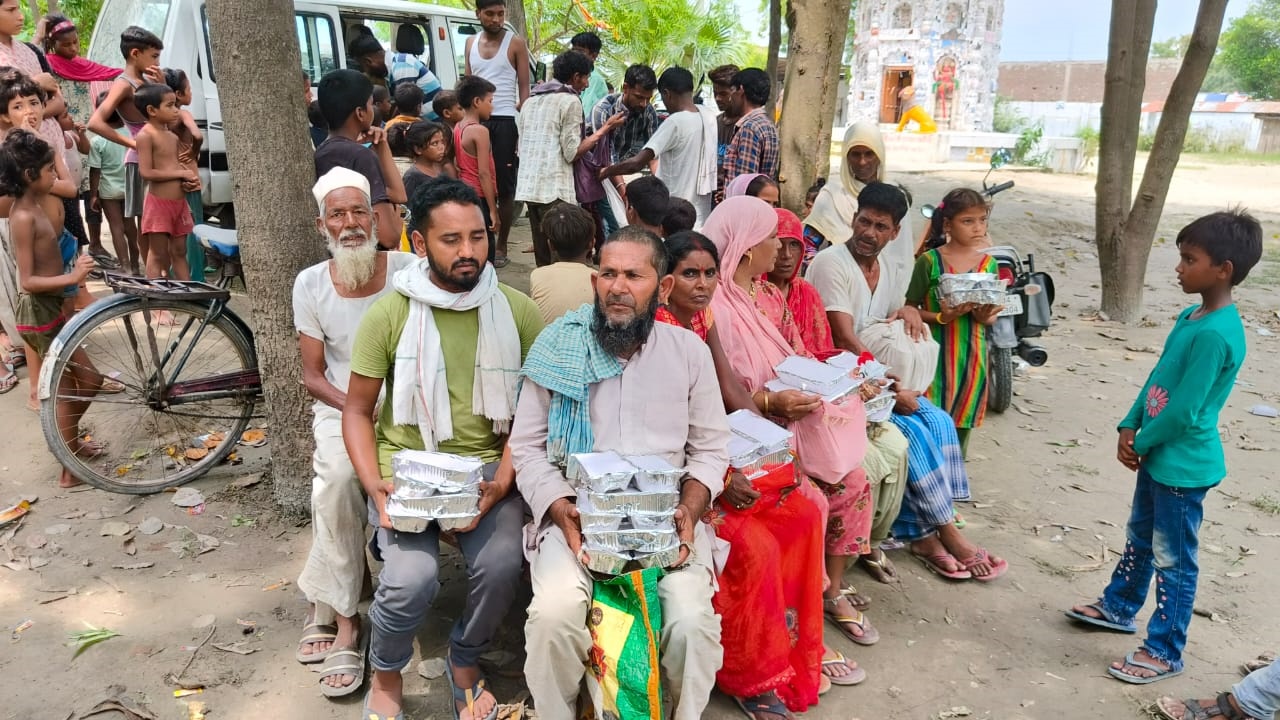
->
[731, 0, 1250, 61]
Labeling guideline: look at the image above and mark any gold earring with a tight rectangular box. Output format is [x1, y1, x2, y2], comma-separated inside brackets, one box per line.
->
[745, 251, 754, 263]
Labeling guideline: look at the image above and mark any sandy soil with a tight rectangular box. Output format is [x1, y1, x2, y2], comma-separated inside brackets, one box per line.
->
[2, 155, 1279, 720]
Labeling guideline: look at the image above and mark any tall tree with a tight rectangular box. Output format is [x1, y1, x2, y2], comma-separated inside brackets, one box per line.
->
[206, 0, 327, 513]
[1095, 0, 1230, 323]
[505, 0, 528, 39]
[764, 0, 782, 119]
[776, 0, 850, 210]
[1218, 0, 1280, 99]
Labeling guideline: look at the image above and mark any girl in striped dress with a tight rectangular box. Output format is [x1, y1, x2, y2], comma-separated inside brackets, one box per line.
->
[906, 188, 1003, 455]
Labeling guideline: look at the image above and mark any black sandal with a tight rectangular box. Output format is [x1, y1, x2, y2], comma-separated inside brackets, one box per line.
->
[1156, 693, 1255, 720]
[733, 691, 792, 720]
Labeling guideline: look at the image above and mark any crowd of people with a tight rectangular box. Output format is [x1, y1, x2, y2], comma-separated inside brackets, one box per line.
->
[0, 0, 1272, 718]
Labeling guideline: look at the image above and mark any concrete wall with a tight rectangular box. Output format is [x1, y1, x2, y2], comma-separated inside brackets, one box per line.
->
[1009, 101, 1264, 151]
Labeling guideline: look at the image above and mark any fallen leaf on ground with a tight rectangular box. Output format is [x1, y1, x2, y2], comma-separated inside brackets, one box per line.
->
[229, 473, 263, 488]
[113, 562, 155, 570]
[184, 448, 208, 461]
[171, 488, 204, 508]
[138, 517, 164, 535]
[212, 641, 258, 655]
[418, 657, 447, 679]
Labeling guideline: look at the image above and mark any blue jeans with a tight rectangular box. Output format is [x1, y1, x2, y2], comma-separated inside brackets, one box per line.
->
[1099, 468, 1211, 672]
[1234, 657, 1280, 718]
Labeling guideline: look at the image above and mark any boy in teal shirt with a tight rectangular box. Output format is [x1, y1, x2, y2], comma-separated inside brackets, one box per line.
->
[1065, 210, 1263, 684]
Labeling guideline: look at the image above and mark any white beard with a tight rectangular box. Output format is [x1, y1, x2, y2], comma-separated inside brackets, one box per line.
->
[327, 228, 379, 290]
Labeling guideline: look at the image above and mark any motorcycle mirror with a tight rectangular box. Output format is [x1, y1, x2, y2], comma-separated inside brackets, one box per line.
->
[921, 204, 935, 219]
[990, 149, 1012, 169]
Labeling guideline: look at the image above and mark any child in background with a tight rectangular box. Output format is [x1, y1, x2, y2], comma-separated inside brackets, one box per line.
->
[662, 196, 697, 237]
[385, 83, 424, 131]
[1, 68, 82, 412]
[56, 109, 95, 310]
[453, 75, 499, 259]
[804, 177, 825, 219]
[371, 85, 392, 127]
[1067, 210, 1263, 685]
[88, 90, 138, 275]
[528, 203, 596, 324]
[906, 187, 1003, 455]
[87, 26, 164, 236]
[162, 68, 205, 281]
[390, 120, 453, 203]
[432, 89, 463, 164]
[1, 129, 101, 487]
[133, 83, 195, 280]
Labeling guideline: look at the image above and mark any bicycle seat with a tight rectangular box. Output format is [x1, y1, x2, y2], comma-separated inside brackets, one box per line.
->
[194, 224, 240, 257]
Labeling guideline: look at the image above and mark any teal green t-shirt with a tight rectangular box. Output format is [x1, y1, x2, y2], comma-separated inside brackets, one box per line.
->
[1118, 304, 1246, 488]
[348, 284, 544, 478]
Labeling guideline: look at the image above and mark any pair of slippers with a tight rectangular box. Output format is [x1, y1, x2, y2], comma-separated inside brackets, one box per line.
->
[1064, 604, 1183, 684]
[296, 619, 368, 698]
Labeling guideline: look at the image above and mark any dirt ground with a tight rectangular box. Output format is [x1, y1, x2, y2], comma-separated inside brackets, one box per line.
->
[2, 153, 1279, 720]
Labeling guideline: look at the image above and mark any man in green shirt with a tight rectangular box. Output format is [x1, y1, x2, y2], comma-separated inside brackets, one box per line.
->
[1066, 210, 1263, 686]
[571, 31, 608, 120]
[343, 178, 544, 720]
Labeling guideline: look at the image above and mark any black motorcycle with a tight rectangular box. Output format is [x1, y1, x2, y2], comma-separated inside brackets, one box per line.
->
[921, 151, 1055, 413]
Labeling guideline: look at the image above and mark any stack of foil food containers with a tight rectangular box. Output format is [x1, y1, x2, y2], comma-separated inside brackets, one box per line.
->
[385, 450, 483, 532]
[938, 272, 1006, 308]
[727, 410, 796, 492]
[766, 355, 863, 403]
[570, 451, 683, 575]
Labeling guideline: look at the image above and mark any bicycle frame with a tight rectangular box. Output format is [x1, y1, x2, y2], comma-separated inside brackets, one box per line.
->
[37, 291, 262, 408]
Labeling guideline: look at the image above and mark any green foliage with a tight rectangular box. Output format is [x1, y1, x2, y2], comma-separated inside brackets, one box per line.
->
[1137, 126, 1245, 154]
[1150, 33, 1190, 59]
[1074, 125, 1099, 163]
[992, 95, 1025, 133]
[1012, 122, 1049, 167]
[1219, 0, 1280, 99]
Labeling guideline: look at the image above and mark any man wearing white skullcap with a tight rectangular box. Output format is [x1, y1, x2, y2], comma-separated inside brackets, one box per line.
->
[290, 167, 418, 699]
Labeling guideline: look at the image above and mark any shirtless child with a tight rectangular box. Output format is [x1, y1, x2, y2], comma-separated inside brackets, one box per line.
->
[1, 129, 102, 488]
[133, 83, 196, 280]
[87, 26, 164, 246]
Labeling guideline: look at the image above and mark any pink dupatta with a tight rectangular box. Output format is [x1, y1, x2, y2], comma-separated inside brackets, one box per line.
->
[704, 197, 868, 483]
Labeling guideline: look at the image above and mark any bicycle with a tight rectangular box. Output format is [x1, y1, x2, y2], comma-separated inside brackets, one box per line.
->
[38, 272, 263, 494]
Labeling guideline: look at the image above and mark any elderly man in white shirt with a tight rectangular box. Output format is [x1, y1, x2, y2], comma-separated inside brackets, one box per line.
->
[291, 167, 417, 698]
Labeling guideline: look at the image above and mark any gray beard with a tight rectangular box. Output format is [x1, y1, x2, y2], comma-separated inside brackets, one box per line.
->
[327, 229, 379, 290]
[593, 293, 659, 357]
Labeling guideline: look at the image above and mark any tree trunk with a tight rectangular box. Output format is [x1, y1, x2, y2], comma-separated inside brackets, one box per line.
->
[776, 0, 850, 210]
[206, 0, 327, 514]
[1095, 0, 1229, 322]
[764, 0, 782, 120]
[505, 0, 528, 40]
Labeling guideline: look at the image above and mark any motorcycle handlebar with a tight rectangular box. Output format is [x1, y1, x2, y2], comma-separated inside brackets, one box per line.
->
[985, 180, 1016, 197]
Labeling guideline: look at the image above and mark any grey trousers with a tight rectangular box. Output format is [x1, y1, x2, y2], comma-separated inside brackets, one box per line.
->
[368, 486, 525, 672]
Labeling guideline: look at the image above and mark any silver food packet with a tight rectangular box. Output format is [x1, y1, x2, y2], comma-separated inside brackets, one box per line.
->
[392, 450, 484, 497]
[386, 492, 480, 520]
[630, 510, 677, 530]
[634, 543, 684, 570]
[585, 527, 678, 554]
[567, 451, 636, 493]
[580, 489, 679, 514]
[581, 548, 632, 575]
[627, 455, 684, 493]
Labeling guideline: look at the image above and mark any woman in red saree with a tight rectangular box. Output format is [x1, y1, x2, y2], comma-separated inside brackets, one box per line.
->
[767, 208, 838, 359]
[656, 231, 854, 718]
[701, 198, 886, 678]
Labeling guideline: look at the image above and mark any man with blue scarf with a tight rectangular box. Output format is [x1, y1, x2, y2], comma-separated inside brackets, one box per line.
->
[510, 226, 731, 720]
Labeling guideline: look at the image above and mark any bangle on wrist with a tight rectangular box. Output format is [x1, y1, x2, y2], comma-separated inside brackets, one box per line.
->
[936, 311, 948, 325]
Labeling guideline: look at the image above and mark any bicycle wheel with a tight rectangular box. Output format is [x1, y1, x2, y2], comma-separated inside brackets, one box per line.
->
[40, 297, 258, 493]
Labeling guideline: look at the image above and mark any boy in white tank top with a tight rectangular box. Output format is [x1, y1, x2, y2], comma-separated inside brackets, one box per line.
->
[463, 0, 530, 268]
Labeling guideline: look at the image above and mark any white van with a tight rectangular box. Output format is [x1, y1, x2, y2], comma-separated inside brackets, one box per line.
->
[86, 0, 491, 224]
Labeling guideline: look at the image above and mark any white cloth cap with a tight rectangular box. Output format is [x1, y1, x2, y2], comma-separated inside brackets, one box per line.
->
[312, 167, 371, 213]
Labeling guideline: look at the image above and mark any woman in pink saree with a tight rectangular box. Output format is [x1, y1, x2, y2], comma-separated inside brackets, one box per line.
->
[703, 196, 882, 656]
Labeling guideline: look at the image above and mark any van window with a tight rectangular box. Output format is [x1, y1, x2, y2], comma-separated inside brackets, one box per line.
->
[297, 13, 339, 83]
[448, 19, 481, 80]
[87, 0, 172, 66]
[341, 16, 436, 73]
[198, 9, 336, 85]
